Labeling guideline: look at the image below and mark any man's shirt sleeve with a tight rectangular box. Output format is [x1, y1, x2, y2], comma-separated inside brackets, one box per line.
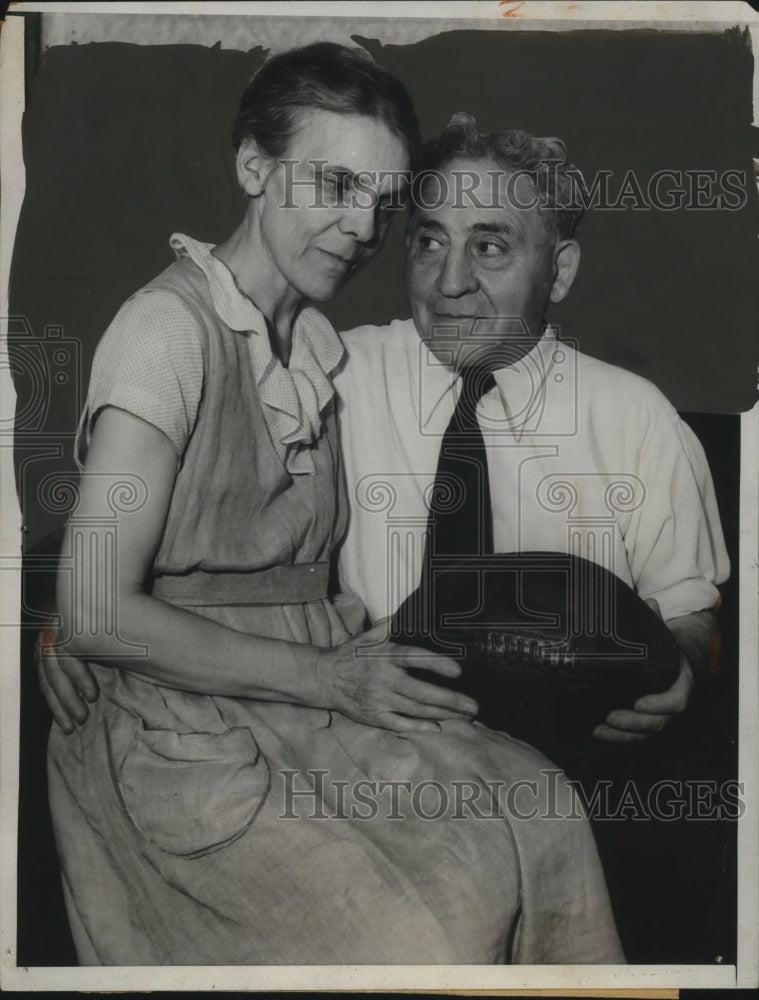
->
[625, 409, 730, 622]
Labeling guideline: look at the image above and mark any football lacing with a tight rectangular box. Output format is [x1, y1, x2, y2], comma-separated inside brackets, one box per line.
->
[475, 630, 570, 666]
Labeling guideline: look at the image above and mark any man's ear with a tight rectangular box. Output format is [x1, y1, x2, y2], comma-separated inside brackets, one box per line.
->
[549, 239, 581, 303]
[236, 137, 275, 198]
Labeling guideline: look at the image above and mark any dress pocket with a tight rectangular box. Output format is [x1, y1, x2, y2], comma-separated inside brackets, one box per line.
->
[117, 725, 270, 858]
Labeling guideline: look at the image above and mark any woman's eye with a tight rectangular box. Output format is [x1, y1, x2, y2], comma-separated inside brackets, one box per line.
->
[323, 174, 349, 200]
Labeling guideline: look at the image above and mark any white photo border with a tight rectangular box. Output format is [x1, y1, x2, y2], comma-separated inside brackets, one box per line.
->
[1, 2, 757, 992]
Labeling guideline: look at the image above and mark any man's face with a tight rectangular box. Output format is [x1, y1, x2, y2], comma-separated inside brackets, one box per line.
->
[405, 157, 571, 370]
[252, 110, 410, 303]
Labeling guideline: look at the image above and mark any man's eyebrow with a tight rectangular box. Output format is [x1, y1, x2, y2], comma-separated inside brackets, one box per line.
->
[409, 213, 445, 231]
[471, 221, 513, 236]
[409, 216, 514, 236]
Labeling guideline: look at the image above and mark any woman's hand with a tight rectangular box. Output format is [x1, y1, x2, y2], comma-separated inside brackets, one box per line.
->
[316, 620, 478, 733]
[36, 625, 99, 734]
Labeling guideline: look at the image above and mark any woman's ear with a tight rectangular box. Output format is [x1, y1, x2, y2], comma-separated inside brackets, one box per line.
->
[236, 137, 275, 198]
[549, 239, 581, 304]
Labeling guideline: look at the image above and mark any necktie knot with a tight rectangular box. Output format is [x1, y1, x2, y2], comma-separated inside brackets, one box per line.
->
[447, 367, 495, 439]
[460, 366, 495, 402]
[457, 367, 496, 429]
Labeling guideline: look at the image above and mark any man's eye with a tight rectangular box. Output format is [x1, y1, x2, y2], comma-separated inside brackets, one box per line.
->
[419, 234, 444, 251]
[476, 239, 506, 257]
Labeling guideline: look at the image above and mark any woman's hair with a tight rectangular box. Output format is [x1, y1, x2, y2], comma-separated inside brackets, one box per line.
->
[232, 42, 422, 167]
[416, 112, 586, 241]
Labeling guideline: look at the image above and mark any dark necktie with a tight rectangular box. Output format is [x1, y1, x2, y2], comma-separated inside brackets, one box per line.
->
[425, 366, 496, 562]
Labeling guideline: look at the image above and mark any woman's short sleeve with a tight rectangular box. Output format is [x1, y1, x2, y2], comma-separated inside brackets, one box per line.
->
[75, 289, 205, 468]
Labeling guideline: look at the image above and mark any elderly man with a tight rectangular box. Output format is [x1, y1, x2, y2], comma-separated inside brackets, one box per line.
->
[335, 115, 729, 746]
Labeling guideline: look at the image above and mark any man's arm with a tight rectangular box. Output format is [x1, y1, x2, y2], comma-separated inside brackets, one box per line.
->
[664, 608, 715, 677]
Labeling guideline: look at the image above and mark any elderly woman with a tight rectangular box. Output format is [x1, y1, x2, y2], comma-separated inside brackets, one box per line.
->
[41, 43, 623, 966]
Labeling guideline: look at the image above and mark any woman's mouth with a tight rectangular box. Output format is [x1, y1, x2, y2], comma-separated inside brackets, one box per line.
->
[317, 247, 356, 269]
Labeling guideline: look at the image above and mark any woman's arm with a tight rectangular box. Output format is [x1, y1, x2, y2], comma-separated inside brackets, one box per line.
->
[53, 406, 476, 731]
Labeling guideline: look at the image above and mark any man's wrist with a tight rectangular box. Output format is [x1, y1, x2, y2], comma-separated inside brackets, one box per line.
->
[666, 609, 715, 678]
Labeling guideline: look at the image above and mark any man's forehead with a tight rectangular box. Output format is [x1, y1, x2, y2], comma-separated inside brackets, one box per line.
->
[416, 166, 537, 222]
[411, 157, 552, 237]
[411, 209, 516, 234]
[433, 155, 533, 189]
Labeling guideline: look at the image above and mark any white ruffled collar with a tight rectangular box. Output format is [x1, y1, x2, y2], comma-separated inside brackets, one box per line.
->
[170, 233, 344, 475]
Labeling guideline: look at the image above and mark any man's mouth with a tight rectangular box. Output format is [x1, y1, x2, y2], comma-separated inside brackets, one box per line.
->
[429, 312, 480, 327]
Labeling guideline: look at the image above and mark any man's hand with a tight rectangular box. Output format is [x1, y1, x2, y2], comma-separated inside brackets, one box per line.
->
[36, 625, 99, 734]
[592, 597, 708, 744]
[593, 655, 694, 744]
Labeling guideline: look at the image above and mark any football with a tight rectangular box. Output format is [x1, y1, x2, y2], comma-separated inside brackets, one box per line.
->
[390, 551, 682, 760]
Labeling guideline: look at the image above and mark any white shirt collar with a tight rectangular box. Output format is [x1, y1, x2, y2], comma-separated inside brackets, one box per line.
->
[414, 325, 561, 441]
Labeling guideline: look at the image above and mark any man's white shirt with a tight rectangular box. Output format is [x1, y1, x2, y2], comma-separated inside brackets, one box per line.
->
[335, 318, 729, 625]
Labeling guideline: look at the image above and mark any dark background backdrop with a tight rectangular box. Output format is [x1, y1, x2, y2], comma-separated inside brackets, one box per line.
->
[9, 22, 751, 967]
[9, 28, 759, 546]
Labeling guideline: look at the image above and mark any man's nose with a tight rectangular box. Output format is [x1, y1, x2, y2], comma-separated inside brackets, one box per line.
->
[436, 246, 478, 297]
[338, 204, 377, 245]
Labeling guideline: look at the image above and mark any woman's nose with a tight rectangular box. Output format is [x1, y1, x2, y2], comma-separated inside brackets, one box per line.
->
[338, 204, 377, 245]
[436, 246, 478, 297]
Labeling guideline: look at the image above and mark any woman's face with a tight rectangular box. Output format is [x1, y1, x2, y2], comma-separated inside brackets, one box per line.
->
[251, 109, 411, 302]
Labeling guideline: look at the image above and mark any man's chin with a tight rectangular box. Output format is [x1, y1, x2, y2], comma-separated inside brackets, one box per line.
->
[418, 333, 539, 373]
[417, 334, 459, 371]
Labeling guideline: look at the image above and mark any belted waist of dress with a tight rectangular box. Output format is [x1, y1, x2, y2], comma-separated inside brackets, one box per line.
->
[151, 563, 330, 607]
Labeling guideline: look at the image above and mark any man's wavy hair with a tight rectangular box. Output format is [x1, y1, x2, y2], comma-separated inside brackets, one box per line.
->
[415, 112, 586, 242]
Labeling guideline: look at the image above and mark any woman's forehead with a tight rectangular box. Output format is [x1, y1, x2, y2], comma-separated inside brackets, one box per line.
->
[285, 108, 410, 170]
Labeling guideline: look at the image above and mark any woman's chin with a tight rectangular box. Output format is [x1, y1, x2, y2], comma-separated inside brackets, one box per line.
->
[303, 276, 349, 303]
